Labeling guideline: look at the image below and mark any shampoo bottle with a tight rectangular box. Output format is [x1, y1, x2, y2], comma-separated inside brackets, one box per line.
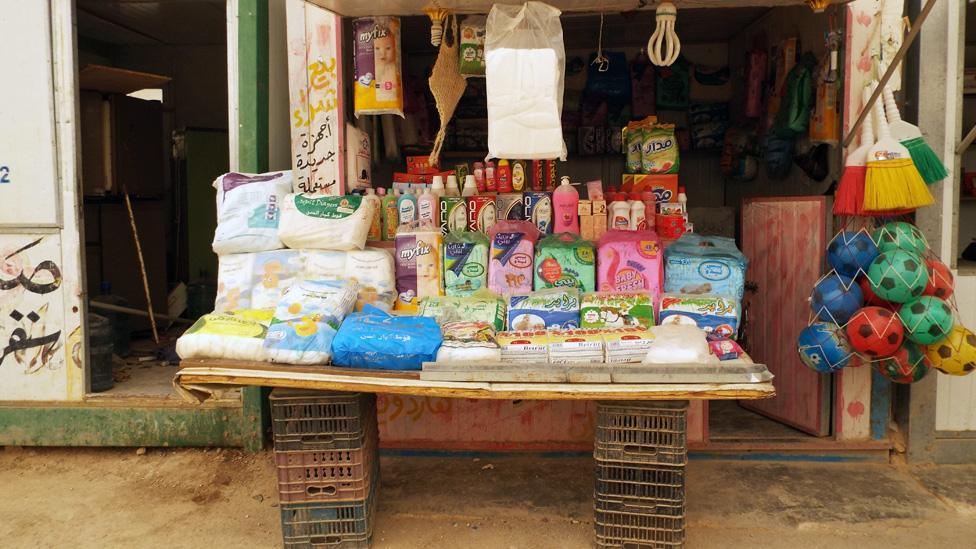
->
[364, 188, 382, 241]
[418, 186, 438, 223]
[553, 176, 580, 234]
[431, 175, 446, 198]
[496, 159, 513, 192]
[398, 189, 417, 225]
[445, 174, 460, 197]
[461, 175, 478, 197]
[382, 189, 400, 240]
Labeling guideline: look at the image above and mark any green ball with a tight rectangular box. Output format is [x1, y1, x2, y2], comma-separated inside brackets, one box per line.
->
[899, 296, 954, 345]
[872, 222, 928, 255]
[866, 250, 929, 304]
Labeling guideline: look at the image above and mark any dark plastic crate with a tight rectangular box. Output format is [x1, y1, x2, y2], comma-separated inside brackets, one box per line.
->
[594, 508, 685, 549]
[595, 401, 688, 466]
[272, 390, 377, 452]
[280, 484, 377, 548]
[595, 493, 684, 518]
[595, 461, 685, 505]
[276, 441, 380, 504]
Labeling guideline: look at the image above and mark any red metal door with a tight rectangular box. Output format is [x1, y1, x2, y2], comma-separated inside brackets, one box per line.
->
[739, 197, 831, 436]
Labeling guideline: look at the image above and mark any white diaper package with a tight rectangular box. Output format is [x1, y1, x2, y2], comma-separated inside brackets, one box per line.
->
[279, 194, 373, 251]
[212, 171, 292, 255]
[264, 279, 358, 365]
[485, 2, 566, 160]
[176, 309, 273, 362]
[301, 248, 397, 312]
[215, 250, 302, 312]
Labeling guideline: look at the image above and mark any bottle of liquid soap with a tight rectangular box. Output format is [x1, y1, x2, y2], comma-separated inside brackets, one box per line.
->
[398, 188, 417, 225]
[628, 192, 646, 231]
[445, 174, 460, 197]
[485, 160, 497, 192]
[364, 188, 382, 241]
[677, 186, 687, 210]
[418, 186, 438, 223]
[382, 189, 400, 240]
[609, 193, 632, 231]
[472, 162, 486, 193]
[553, 176, 580, 234]
[496, 159, 513, 192]
[461, 174, 478, 197]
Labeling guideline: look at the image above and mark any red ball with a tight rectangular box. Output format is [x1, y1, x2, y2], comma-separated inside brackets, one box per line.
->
[923, 259, 954, 300]
[844, 306, 904, 358]
[857, 277, 898, 311]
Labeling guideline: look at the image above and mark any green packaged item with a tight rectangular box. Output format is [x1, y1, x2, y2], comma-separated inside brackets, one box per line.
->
[418, 293, 506, 331]
[656, 56, 690, 111]
[443, 231, 489, 297]
[641, 124, 679, 174]
[773, 52, 817, 137]
[580, 292, 655, 329]
[534, 233, 596, 292]
[459, 15, 486, 77]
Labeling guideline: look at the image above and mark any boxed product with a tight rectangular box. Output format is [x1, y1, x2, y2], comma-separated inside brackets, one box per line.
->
[547, 328, 605, 364]
[263, 279, 358, 365]
[488, 220, 540, 295]
[436, 321, 500, 363]
[406, 155, 440, 175]
[658, 293, 740, 338]
[417, 294, 507, 331]
[211, 171, 292, 255]
[596, 230, 662, 296]
[580, 292, 655, 329]
[443, 231, 489, 297]
[602, 326, 656, 363]
[534, 233, 596, 292]
[507, 288, 580, 330]
[626, 173, 679, 204]
[394, 223, 444, 312]
[497, 329, 549, 363]
[663, 234, 747, 302]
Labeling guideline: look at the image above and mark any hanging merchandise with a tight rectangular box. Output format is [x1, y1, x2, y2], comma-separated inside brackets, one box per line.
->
[808, 58, 840, 146]
[485, 1, 567, 160]
[345, 123, 372, 191]
[459, 15, 487, 77]
[689, 66, 732, 103]
[720, 128, 759, 182]
[797, 322, 853, 373]
[534, 233, 596, 292]
[428, 15, 467, 166]
[834, 86, 875, 216]
[655, 56, 690, 111]
[647, 2, 680, 67]
[581, 51, 631, 129]
[688, 103, 729, 151]
[764, 134, 794, 180]
[211, 171, 292, 256]
[353, 17, 404, 117]
[630, 49, 656, 119]
[882, 85, 948, 184]
[744, 47, 767, 119]
[773, 52, 816, 137]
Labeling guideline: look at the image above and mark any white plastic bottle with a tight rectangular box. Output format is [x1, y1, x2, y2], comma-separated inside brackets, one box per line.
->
[445, 174, 460, 197]
[677, 186, 687, 210]
[418, 186, 438, 223]
[431, 175, 446, 198]
[398, 188, 418, 225]
[609, 194, 632, 230]
[363, 188, 382, 240]
[628, 191, 646, 231]
[461, 175, 478, 197]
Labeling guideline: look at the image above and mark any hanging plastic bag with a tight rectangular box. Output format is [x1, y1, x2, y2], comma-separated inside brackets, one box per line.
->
[331, 305, 443, 370]
[655, 56, 689, 111]
[485, 1, 567, 160]
[689, 65, 732, 103]
[773, 52, 816, 137]
[353, 17, 405, 117]
[459, 15, 487, 77]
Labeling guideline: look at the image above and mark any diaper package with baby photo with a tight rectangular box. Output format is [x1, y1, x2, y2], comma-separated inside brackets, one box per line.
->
[658, 293, 740, 338]
[418, 294, 507, 331]
[279, 194, 374, 251]
[580, 291, 655, 329]
[534, 233, 596, 292]
[353, 16, 404, 117]
[215, 250, 302, 312]
[301, 248, 397, 312]
[597, 230, 662, 300]
[507, 288, 580, 330]
[488, 220, 540, 295]
[443, 231, 489, 297]
[436, 321, 501, 363]
[395, 223, 443, 312]
[663, 234, 747, 302]
[212, 171, 292, 255]
[263, 279, 358, 365]
[176, 309, 274, 362]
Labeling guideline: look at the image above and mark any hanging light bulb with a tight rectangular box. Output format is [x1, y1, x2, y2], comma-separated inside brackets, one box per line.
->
[648, 2, 680, 67]
[805, 0, 832, 12]
[424, 7, 448, 47]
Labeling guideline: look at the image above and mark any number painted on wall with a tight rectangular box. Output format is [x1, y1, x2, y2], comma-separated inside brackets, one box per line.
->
[0, 166, 10, 184]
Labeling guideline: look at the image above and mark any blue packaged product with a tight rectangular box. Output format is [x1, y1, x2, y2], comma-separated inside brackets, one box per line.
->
[331, 305, 443, 370]
[663, 234, 747, 302]
[507, 288, 580, 330]
[523, 192, 553, 235]
[658, 293, 740, 339]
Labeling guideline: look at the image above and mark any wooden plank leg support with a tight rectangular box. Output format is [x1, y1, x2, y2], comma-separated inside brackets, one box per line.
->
[593, 401, 689, 548]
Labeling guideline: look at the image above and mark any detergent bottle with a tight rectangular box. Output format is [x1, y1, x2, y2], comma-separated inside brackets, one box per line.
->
[461, 174, 478, 197]
[628, 192, 646, 231]
[553, 176, 580, 234]
[609, 192, 632, 230]
[445, 174, 460, 197]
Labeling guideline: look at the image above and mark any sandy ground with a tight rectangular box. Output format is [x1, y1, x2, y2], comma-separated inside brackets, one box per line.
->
[1, 447, 975, 549]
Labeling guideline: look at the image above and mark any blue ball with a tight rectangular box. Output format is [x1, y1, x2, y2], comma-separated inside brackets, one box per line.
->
[811, 273, 864, 325]
[798, 322, 853, 373]
[827, 231, 880, 278]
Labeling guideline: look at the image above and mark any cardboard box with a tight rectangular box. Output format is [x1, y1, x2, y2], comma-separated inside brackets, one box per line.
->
[580, 215, 595, 240]
[406, 155, 440, 175]
[628, 174, 679, 204]
[592, 214, 607, 240]
[393, 171, 454, 184]
[577, 200, 592, 217]
[591, 200, 607, 215]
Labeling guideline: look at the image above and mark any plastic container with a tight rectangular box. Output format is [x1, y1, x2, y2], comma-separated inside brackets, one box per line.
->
[608, 199, 632, 231]
[88, 313, 114, 392]
[552, 176, 580, 234]
[363, 188, 382, 241]
[594, 401, 688, 466]
[485, 160, 497, 192]
[279, 483, 377, 549]
[461, 175, 478, 197]
[381, 189, 399, 241]
[496, 159, 513, 192]
[628, 192, 646, 231]
[417, 187, 438, 223]
[472, 162, 486, 192]
[397, 189, 417, 225]
[430, 175, 446, 197]
[270, 390, 378, 452]
[445, 175, 460, 197]
[275, 433, 378, 503]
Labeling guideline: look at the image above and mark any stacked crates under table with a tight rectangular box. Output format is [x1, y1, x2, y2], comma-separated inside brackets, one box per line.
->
[270, 389, 379, 549]
[594, 401, 689, 549]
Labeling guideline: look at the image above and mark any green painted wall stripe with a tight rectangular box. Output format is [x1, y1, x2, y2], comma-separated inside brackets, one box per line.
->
[238, 0, 269, 172]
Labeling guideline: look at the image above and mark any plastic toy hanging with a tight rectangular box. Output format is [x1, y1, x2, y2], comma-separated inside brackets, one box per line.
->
[647, 2, 680, 67]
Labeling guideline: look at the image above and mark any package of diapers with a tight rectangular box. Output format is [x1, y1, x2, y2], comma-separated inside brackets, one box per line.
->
[176, 309, 273, 362]
[485, 2, 566, 160]
[212, 171, 292, 255]
[597, 230, 662, 300]
[418, 294, 507, 331]
[332, 306, 442, 370]
[436, 321, 501, 363]
[507, 288, 580, 330]
[214, 250, 302, 312]
[395, 223, 443, 312]
[443, 231, 489, 297]
[663, 234, 747, 302]
[279, 194, 373, 251]
[488, 220, 540, 295]
[580, 292, 655, 329]
[301, 248, 396, 312]
[353, 17, 404, 117]
[658, 293, 740, 339]
[534, 233, 596, 292]
[263, 279, 358, 364]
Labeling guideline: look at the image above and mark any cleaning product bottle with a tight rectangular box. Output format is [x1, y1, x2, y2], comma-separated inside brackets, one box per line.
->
[445, 174, 460, 197]
[431, 175, 446, 198]
[418, 185, 438, 223]
[485, 160, 497, 192]
[364, 188, 382, 241]
[553, 176, 580, 234]
[472, 162, 486, 193]
[609, 193, 632, 230]
[496, 159, 513, 192]
[628, 192, 646, 231]
[641, 190, 657, 221]
[461, 174, 478, 197]
[398, 188, 417, 225]
[382, 189, 400, 240]
[678, 186, 687, 210]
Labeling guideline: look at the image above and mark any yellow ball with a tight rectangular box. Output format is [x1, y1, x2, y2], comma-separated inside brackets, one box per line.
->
[926, 325, 976, 376]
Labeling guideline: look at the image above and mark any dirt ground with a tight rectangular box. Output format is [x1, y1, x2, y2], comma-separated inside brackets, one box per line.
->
[1, 447, 975, 549]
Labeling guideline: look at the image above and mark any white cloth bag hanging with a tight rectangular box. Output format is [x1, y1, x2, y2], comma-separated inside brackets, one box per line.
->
[485, 1, 567, 161]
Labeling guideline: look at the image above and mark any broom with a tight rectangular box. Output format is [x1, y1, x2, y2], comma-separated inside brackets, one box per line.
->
[863, 83, 933, 212]
[883, 85, 948, 184]
[834, 86, 874, 216]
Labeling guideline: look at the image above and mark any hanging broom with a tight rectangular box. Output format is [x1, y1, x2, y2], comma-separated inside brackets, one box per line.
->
[863, 82, 933, 212]
[834, 86, 874, 216]
[882, 85, 948, 184]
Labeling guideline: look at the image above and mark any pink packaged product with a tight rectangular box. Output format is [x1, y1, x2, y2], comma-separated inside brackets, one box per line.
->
[488, 220, 541, 295]
[597, 230, 663, 300]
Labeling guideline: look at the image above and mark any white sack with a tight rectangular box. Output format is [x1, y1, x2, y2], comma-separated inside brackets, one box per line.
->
[278, 193, 373, 251]
[212, 171, 292, 255]
[643, 324, 717, 364]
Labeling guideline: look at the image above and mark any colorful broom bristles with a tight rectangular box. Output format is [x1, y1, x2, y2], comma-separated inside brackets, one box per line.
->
[883, 85, 949, 185]
[834, 86, 874, 216]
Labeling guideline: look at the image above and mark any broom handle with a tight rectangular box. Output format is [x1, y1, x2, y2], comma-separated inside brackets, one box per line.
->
[873, 84, 892, 142]
[882, 86, 903, 124]
[861, 86, 875, 147]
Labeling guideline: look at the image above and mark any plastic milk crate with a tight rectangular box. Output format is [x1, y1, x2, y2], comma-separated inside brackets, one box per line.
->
[279, 481, 378, 549]
[594, 401, 688, 466]
[275, 430, 380, 504]
[271, 390, 378, 452]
